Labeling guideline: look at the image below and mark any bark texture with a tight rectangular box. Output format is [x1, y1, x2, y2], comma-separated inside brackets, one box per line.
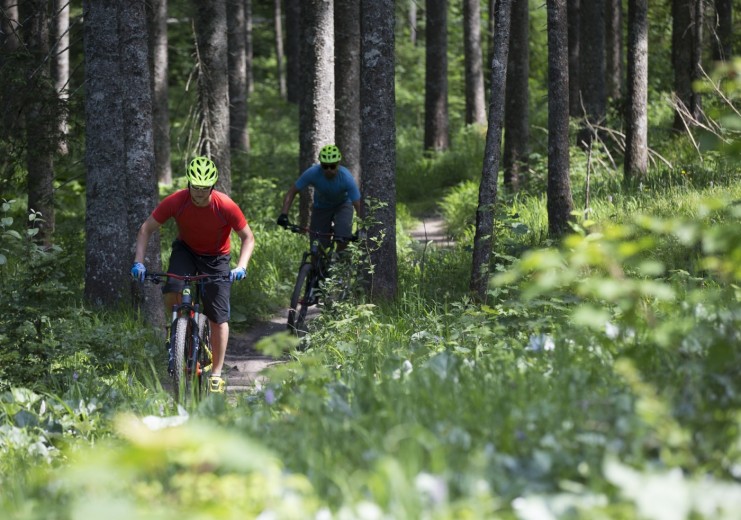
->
[605, 0, 624, 101]
[503, 0, 529, 192]
[547, 0, 574, 238]
[361, 0, 397, 301]
[148, 0, 172, 184]
[624, 0, 649, 182]
[424, 0, 450, 151]
[228, 0, 249, 151]
[335, 0, 361, 184]
[672, 0, 703, 131]
[463, 0, 486, 126]
[51, 0, 69, 155]
[194, 0, 232, 193]
[567, 0, 580, 117]
[470, 0, 511, 301]
[577, 0, 606, 149]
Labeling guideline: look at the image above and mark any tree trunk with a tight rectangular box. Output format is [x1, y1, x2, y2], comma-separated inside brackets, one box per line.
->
[194, 0, 232, 193]
[672, 0, 703, 131]
[274, 0, 286, 97]
[712, 0, 732, 62]
[285, 0, 300, 104]
[51, 0, 69, 156]
[361, 0, 397, 301]
[424, 0, 450, 152]
[83, 0, 161, 325]
[298, 0, 335, 227]
[605, 0, 624, 101]
[246, 0, 254, 94]
[567, 0, 581, 117]
[624, 0, 649, 183]
[228, 0, 249, 152]
[470, 0, 511, 302]
[335, 0, 361, 185]
[147, 0, 172, 185]
[21, 0, 56, 246]
[577, 0, 606, 149]
[463, 0, 486, 126]
[547, 0, 574, 238]
[503, 0, 529, 192]
[409, 0, 418, 46]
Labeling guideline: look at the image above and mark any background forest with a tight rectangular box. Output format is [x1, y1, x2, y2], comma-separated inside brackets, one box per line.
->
[1, 0, 741, 518]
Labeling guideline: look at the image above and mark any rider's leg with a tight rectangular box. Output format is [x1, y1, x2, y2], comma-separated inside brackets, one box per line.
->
[209, 320, 228, 377]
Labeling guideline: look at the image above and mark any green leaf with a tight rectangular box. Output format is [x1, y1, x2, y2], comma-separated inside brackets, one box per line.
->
[1, 217, 12, 227]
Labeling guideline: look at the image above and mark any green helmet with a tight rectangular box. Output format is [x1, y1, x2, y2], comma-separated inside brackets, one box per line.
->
[319, 144, 342, 164]
[187, 156, 218, 187]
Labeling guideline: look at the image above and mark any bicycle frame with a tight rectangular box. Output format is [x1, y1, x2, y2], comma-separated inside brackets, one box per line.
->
[284, 224, 353, 335]
[144, 272, 228, 403]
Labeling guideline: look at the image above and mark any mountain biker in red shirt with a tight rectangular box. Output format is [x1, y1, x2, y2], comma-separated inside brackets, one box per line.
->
[131, 156, 255, 394]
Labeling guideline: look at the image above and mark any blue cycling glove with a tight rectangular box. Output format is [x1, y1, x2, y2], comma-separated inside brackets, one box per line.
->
[230, 267, 246, 282]
[131, 262, 146, 282]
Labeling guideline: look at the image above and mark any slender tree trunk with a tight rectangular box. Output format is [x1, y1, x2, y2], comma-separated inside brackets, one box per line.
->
[246, 0, 254, 94]
[335, 0, 361, 184]
[1, 0, 20, 54]
[547, 0, 574, 238]
[21, 0, 56, 246]
[624, 0, 648, 183]
[424, 0, 450, 151]
[193, 0, 232, 193]
[285, 0, 300, 104]
[463, 0, 486, 126]
[409, 0, 418, 46]
[577, 0, 606, 149]
[672, 0, 703, 131]
[567, 0, 581, 117]
[712, 0, 732, 62]
[148, 0, 172, 185]
[274, 0, 286, 97]
[298, 0, 335, 226]
[470, 0, 511, 302]
[361, 0, 397, 301]
[605, 0, 623, 101]
[503, 0, 529, 192]
[51, 0, 69, 156]
[228, 0, 248, 152]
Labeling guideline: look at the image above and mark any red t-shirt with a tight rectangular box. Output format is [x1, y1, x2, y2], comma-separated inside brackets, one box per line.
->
[151, 190, 247, 256]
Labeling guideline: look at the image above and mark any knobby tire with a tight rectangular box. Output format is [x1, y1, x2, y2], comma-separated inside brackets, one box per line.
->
[288, 263, 313, 335]
[171, 316, 189, 403]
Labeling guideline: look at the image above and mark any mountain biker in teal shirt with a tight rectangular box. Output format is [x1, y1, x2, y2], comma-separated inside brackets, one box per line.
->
[277, 144, 362, 250]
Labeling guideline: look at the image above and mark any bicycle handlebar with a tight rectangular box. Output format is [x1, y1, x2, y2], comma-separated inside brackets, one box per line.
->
[283, 223, 358, 242]
[144, 272, 231, 284]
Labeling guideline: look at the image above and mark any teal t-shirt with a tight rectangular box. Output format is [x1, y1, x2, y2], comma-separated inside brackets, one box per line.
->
[294, 164, 361, 209]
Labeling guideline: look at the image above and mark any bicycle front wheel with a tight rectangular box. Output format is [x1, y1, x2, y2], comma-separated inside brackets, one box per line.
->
[288, 263, 313, 335]
[170, 316, 190, 403]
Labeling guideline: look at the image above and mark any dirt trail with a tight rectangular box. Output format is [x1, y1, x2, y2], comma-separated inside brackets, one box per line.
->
[224, 216, 448, 392]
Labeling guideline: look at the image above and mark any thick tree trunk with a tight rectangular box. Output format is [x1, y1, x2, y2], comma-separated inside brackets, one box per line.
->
[148, 0, 172, 185]
[361, 0, 397, 301]
[228, 0, 249, 152]
[335, 0, 361, 184]
[424, 0, 450, 151]
[83, 0, 161, 324]
[672, 0, 703, 131]
[463, 0, 486, 126]
[298, 0, 335, 226]
[624, 0, 649, 183]
[470, 0, 511, 302]
[547, 0, 574, 238]
[503, 0, 529, 192]
[194, 0, 231, 193]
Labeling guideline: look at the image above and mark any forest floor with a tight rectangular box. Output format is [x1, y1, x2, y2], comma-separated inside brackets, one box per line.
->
[223, 214, 450, 393]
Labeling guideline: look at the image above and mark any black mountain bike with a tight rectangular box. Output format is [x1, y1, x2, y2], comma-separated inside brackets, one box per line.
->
[284, 224, 356, 335]
[144, 272, 230, 403]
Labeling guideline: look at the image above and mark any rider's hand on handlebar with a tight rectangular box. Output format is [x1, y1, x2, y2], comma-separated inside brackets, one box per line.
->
[131, 262, 146, 282]
[277, 214, 290, 228]
[230, 266, 247, 282]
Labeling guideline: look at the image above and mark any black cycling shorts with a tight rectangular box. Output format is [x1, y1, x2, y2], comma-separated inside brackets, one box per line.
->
[163, 240, 231, 324]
